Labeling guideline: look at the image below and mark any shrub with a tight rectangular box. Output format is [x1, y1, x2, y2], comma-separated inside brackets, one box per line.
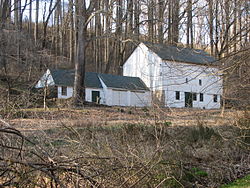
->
[188, 125, 219, 143]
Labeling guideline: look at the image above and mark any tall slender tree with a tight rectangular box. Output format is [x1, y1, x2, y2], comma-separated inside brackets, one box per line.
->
[72, 0, 97, 106]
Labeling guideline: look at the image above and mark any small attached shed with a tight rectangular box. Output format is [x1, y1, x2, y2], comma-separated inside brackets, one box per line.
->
[35, 69, 151, 107]
[98, 73, 151, 107]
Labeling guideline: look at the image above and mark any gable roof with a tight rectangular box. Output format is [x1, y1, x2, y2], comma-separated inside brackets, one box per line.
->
[142, 42, 216, 65]
[50, 69, 103, 88]
[99, 73, 149, 91]
[49, 69, 149, 91]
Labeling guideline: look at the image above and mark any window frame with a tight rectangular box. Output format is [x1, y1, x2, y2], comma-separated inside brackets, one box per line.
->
[199, 79, 202, 86]
[175, 91, 180, 100]
[193, 93, 197, 101]
[200, 93, 204, 102]
[61, 86, 67, 96]
[213, 94, 218, 103]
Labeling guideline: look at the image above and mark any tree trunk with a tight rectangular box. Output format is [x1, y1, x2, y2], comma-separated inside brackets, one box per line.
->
[14, 0, 19, 29]
[208, 0, 214, 55]
[148, 0, 154, 42]
[73, 0, 86, 106]
[34, 0, 39, 44]
[29, 0, 32, 34]
[69, 0, 74, 67]
[233, 0, 237, 52]
[172, 0, 179, 45]
[225, 0, 230, 55]
[187, 0, 193, 48]
[157, 0, 164, 44]
[167, 0, 172, 44]
[134, 0, 140, 40]
[0, 0, 10, 28]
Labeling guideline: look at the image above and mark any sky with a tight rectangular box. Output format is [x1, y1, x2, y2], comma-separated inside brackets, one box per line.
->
[22, 0, 68, 24]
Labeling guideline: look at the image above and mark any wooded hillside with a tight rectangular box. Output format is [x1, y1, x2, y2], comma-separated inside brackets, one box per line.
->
[0, 0, 249, 105]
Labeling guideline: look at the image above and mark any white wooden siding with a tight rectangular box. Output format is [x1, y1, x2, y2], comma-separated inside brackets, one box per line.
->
[36, 69, 151, 107]
[112, 90, 128, 106]
[56, 86, 151, 107]
[35, 69, 55, 88]
[130, 91, 151, 107]
[123, 42, 222, 109]
[57, 87, 105, 104]
[57, 86, 73, 99]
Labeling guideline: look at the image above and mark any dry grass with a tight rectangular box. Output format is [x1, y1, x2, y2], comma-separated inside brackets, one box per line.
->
[6, 107, 243, 132]
[1, 107, 249, 187]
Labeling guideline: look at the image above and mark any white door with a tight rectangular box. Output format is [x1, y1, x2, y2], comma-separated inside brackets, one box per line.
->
[112, 90, 128, 106]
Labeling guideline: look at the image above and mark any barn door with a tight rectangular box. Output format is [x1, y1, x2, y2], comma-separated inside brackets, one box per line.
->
[92, 91, 100, 103]
[185, 92, 193, 108]
[112, 90, 128, 106]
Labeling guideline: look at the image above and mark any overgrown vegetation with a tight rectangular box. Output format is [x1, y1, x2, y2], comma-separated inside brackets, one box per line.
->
[220, 174, 250, 188]
[0, 108, 249, 187]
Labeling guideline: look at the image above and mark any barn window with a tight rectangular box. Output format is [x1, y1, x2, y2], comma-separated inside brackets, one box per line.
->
[199, 79, 202, 86]
[186, 78, 188, 83]
[61, 86, 67, 96]
[176, 91, 180, 100]
[193, 93, 197, 101]
[213, 94, 218, 103]
[200, 93, 204, 102]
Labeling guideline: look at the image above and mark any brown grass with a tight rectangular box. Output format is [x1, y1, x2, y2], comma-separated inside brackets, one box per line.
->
[6, 107, 243, 132]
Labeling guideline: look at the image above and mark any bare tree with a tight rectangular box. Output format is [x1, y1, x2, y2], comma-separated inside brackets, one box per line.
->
[72, 0, 97, 106]
[34, 0, 39, 44]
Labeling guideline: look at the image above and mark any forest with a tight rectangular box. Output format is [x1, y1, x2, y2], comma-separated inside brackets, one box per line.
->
[0, 0, 250, 187]
[0, 0, 249, 103]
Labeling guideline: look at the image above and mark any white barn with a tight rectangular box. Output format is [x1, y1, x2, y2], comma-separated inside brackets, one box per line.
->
[123, 42, 223, 109]
[35, 69, 151, 107]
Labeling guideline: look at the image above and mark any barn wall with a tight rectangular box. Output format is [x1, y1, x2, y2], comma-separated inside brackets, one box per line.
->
[162, 61, 222, 95]
[57, 86, 73, 99]
[130, 91, 152, 107]
[162, 61, 222, 109]
[104, 88, 151, 107]
[123, 43, 162, 91]
[57, 87, 105, 104]
[123, 43, 222, 109]
[123, 43, 164, 91]
[85, 88, 105, 104]
[166, 91, 221, 109]
[35, 69, 55, 88]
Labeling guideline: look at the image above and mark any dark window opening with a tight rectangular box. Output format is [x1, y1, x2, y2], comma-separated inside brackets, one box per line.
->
[200, 93, 204, 102]
[186, 78, 188, 83]
[61, 86, 67, 96]
[193, 93, 197, 101]
[92, 91, 100, 103]
[199, 79, 202, 86]
[185, 92, 193, 108]
[213, 94, 218, 103]
[176, 91, 180, 100]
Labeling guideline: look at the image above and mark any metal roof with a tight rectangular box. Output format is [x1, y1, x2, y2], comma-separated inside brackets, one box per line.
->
[143, 42, 216, 65]
[50, 69, 102, 88]
[99, 73, 149, 91]
[49, 69, 149, 91]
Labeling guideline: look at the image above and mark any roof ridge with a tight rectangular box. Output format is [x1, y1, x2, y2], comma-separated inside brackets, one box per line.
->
[141, 41, 216, 64]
